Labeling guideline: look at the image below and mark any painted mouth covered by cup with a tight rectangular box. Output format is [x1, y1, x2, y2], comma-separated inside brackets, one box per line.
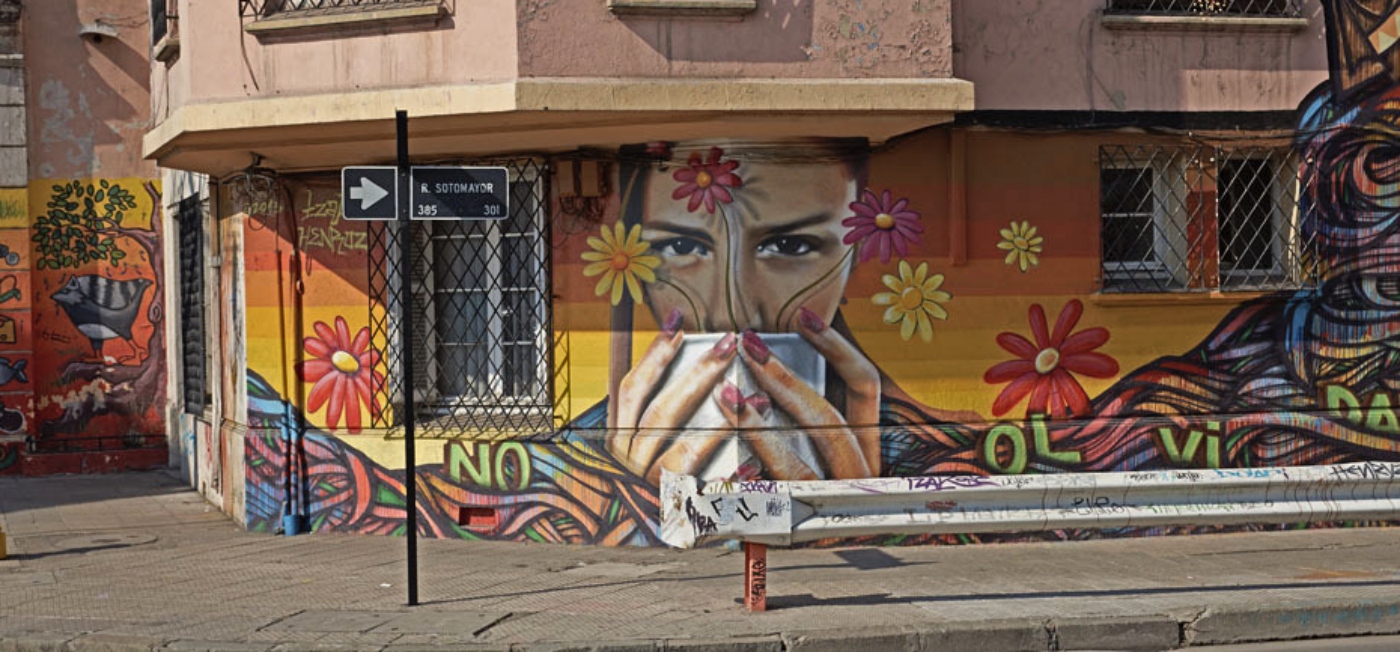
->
[653, 332, 827, 481]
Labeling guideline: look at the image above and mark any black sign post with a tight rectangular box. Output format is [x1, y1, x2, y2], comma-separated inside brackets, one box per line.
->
[344, 120, 512, 608]
[395, 111, 419, 607]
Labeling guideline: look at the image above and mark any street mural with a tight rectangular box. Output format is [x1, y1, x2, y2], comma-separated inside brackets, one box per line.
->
[29, 178, 165, 449]
[238, 0, 1400, 545]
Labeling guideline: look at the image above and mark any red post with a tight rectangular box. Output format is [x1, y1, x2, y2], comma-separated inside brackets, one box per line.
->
[744, 542, 767, 612]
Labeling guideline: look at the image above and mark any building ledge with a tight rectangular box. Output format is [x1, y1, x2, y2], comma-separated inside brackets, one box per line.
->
[1100, 14, 1309, 33]
[607, 0, 756, 18]
[143, 77, 974, 176]
[1090, 290, 1271, 308]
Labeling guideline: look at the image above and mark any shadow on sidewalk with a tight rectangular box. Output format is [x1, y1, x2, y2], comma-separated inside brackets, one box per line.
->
[0, 469, 190, 518]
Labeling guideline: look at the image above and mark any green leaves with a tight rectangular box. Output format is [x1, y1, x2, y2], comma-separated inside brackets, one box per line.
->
[33, 180, 143, 271]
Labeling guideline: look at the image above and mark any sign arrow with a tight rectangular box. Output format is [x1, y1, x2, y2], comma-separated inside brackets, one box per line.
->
[349, 177, 389, 210]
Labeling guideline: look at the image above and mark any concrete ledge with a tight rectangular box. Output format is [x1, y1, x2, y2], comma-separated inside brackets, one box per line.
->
[1101, 13, 1310, 32]
[1053, 615, 1181, 651]
[782, 628, 920, 652]
[1090, 290, 1269, 308]
[608, 0, 756, 18]
[142, 77, 974, 174]
[1188, 600, 1400, 646]
[923, 620, 1050, 651]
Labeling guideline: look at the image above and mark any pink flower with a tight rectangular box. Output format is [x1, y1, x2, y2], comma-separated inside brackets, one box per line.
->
[983, 300, 1118, 419]
[672, 147, 742, 213]
[842, 189, 924, 264]
[296, 317, 384, 433]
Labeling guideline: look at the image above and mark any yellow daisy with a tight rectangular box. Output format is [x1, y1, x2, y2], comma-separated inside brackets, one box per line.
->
[997, 220, 1044, 273]
[872, 260, 951, 342]
[581, 222, 661, 306]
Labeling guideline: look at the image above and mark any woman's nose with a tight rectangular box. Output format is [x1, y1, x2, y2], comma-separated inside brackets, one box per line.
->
[701, 288, 765, 333]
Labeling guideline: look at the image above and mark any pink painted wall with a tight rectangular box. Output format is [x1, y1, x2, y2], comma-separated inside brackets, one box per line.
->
[158, 0, 957, 110]
[26, 0, 155, 179]
[518, 0, 953, 79]
[164, 0, 520, 105]
[953, 0, 1329, 112]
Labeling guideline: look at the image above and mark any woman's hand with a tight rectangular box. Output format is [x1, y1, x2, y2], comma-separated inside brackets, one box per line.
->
[606, 312, 738, 484]
[738, 307, 882, 479]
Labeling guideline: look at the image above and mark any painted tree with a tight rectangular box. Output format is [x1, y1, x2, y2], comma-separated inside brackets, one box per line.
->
[31, 179, 165, 436]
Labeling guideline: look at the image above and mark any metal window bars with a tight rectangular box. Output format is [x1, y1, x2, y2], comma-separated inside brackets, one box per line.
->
[239, 0, 442, 19]
[1104, 0, 1301, 17]
[368, 159, 557, 437]
[1098, 144, 1318, 293]
[177, 196, 209, 414]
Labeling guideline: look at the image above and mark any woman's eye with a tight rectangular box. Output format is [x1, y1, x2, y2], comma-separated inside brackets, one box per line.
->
[757, 236, 818, 257]
[655, 237, 710, 257]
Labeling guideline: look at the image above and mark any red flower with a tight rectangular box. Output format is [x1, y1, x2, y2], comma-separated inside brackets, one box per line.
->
[296, 316, 384, 433]
[983, 300, 1118, 418]
[672, 147, 742, 213]
[842, 189, 924, 264]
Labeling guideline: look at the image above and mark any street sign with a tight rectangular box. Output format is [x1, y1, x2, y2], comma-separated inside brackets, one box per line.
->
[410, 166, 510, 220]
[341, 166, 398, 220]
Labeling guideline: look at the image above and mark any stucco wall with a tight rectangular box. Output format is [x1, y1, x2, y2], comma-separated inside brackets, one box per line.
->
[172, 0, 519, 105]
[518, 0, 954, 79]
[26, 0, 154, 179]
[954, 0, 1329, 112]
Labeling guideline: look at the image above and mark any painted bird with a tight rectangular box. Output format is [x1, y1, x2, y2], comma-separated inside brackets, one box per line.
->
[51, 275, 153, 358]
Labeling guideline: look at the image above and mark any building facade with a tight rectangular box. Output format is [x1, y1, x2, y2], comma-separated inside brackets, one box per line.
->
[147, 0, 1400, 546]
[0, 0, 167, 477]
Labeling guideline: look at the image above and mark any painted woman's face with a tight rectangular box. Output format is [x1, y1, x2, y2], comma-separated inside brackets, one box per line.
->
[641, 157, 857, 333]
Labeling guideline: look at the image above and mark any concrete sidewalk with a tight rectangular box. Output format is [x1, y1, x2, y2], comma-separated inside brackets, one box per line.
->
[4, 473, 1400, 651]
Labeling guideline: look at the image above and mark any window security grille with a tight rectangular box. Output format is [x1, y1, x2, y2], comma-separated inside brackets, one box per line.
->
[177, 195, 211, 414]
[1105, 0, 1301, 17]
[1099, 144, 1317, 293]
[239, 0, 441, 19]
[369, 159, 553, 435]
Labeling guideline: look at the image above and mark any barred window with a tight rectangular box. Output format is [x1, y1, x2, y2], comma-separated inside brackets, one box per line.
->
[1098, 145, 1315, 293]
[1105, 0, 1301, 17]
[177, 195, 211, 414]
[239, 0, 442, 19]
[371, 160, 553, 434]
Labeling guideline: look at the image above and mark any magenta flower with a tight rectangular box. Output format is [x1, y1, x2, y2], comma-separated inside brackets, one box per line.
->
[842, 189, 924, 264]
[983, 300, 1119, 419]
[672, 147, 742, 213]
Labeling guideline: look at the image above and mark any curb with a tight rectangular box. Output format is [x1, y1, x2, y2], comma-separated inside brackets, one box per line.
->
[5, 600, 1400, 651]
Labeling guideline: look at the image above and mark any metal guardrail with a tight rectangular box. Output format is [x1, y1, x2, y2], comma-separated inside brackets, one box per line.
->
[660, 463, 1400, 610]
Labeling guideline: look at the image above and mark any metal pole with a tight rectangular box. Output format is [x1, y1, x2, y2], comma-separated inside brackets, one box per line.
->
[396, 109, 419, 607]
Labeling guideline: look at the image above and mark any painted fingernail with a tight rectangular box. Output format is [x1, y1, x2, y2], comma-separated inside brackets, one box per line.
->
[746, 393, 771, 417]
[662, 308, 684, 336]
[719, 383, 745, 413]
[797, 306, 827, 333]
[741, 330, 770, 364]
[711, 333, 738, 358]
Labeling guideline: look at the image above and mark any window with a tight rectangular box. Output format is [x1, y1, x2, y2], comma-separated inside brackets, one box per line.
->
[151, 0, 178, 62]
[1105, 0, 1300, 17]
[372, 160, 552, 434]
[239, 0, 443, 19]
[177, 195, 211, 414]
[1098, 145, 1315, 293]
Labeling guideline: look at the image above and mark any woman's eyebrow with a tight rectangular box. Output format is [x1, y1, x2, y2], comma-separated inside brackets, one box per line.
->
[642, 221, 715, 243]
[757, 212, 834, 237]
